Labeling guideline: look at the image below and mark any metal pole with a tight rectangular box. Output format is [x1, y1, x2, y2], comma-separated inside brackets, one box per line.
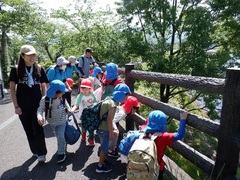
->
[0, 46, 4, 99]
[0, 80, 4, 99]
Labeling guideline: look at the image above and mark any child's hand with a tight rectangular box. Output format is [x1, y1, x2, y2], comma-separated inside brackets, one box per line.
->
[68, 110, 73, 114]
[180, 112, 189, 120]
[38, 118, 45, 126]
[113, 129, 119, 135]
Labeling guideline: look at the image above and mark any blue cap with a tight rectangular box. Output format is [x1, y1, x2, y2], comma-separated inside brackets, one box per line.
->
[114, 83, 131, 94]
[112, 91, 127, 102]
[144, 110, 168, 133]
[106, 63, 118, 80]
[47, 80, 68, 98]
[91, 67, 103, 78]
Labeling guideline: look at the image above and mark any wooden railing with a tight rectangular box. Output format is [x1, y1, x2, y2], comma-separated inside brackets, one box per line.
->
[116, 64, 240, 179]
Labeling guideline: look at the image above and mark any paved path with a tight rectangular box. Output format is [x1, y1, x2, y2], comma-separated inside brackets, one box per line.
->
[0, 90, 128, 180]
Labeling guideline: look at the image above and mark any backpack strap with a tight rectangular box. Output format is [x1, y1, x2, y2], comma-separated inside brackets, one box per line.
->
[45, 96, 53, 118]
[45, 96, 66, 118]
[81, 56, 85, 69]
[70, 113, 81, 132]
[61, 97, 68, 113]
[142, 132, 161, 140]
[151, 132, 161, 140]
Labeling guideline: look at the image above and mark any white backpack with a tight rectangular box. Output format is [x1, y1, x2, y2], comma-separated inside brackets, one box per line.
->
[126, 133, 160, 180]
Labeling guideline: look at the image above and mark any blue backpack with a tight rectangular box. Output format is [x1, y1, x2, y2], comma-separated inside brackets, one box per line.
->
[65, 114, 81, 145]
[80, 100, 108, 133]
[118, 130, 144, 156]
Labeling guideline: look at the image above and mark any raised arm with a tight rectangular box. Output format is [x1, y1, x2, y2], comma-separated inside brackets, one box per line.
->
[173, 112, 189, 142]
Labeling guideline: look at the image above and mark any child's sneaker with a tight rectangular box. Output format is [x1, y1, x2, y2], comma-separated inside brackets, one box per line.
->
[57, 154, 66, 164]
[81, 133, 86, 141]
[87, 139, 95, 146]
[96, 163, 113, 173]
[108, 150, 120, 158]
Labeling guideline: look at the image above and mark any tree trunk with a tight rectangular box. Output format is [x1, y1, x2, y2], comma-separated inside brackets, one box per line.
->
[213, 68, 240, 179]
[160, 84, 170, 103]
[1, 26, 8, 87]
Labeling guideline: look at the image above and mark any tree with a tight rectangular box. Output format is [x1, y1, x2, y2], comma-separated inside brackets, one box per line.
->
[0, 0, 44, 85]
[116, 0, 236, 120]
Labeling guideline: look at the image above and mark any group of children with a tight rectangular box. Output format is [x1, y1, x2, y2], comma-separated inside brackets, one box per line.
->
[37, 62, 189, 179]
[36, 62, 141, 163]
[9, 44, 189, 179]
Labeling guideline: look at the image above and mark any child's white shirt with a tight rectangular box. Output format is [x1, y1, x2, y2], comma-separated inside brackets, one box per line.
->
[75, 92, 97, 117]
[113, 106, 127, 130]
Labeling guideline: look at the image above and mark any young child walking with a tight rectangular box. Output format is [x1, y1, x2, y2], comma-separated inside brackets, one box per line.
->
[108, 96, 141, 158]
[37, 80, 72, 164]
[141, 110, 189, 180]
[96, 86, 130, 173]
[71, 79, 97, 146]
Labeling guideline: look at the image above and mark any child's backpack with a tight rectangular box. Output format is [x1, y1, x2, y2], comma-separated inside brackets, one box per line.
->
[126, 133, 160, 180]
[101, 78, 117, 100]
[80, 100, 108, 132]
[118, 130, 144, 156]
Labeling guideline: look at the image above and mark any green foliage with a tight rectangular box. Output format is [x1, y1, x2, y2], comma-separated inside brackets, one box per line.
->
[39, 60, 54, 70]
[116, 0, 236, 120]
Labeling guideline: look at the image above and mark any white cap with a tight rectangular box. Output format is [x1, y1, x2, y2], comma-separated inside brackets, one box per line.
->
[57, 56, 69, 66]
[20, 45, 36, 55]
[68, 56, 78, 63]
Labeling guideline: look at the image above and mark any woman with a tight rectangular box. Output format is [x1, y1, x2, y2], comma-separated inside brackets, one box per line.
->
[9, 45, 48, 162]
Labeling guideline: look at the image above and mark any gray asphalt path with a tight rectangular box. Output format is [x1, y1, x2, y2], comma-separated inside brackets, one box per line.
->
[0, 91, 127, 180]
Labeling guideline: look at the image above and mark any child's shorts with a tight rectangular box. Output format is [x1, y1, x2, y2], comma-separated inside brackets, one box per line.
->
[97, 129, 110, 153]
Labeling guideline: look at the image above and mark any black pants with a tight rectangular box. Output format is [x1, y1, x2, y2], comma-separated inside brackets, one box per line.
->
[19, 108, 47, 156]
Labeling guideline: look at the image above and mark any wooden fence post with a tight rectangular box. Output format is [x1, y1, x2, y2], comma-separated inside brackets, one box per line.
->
[213, 68, 240, 179]
[125, 64, 134, 93]
[125, 64, 135, 131]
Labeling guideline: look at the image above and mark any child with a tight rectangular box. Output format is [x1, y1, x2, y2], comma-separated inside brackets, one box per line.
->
[96, 87, 129, 173]
[108, 96, 141, 158]
[141, 110, 189, 180]
[91, 66, 103, 91]
[37, 79, 71, 164]
[71, 79, 97, 146]
[101, 63, 124, 100]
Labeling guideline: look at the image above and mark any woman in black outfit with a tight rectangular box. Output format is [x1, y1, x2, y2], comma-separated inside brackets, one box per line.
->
[9, 45, 48, 162]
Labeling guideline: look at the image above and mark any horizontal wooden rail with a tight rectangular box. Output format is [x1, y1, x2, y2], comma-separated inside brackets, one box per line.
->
[133, 92, 220, 138]
[118, 68, 225, 94]
[119, 65, 240, 178]
[171, 141, 215, 175]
